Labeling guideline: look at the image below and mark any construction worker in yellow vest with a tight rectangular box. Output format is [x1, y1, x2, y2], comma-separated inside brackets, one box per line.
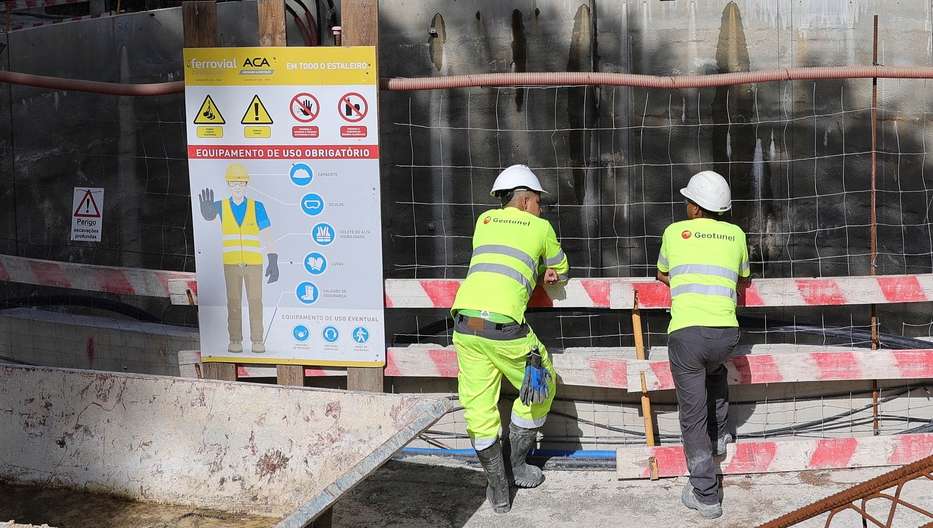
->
[656, 170, 750, 519]
[451, 164, 569, 514]
[198, 163, 279, 354]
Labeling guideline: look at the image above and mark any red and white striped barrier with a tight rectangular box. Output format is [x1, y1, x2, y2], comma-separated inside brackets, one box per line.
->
[613, 274, 933, 309]
[628, 348, 933, 393]
[383, 278, 613, 309]
[196, 344, 932, 389]
[389, 274, 933, 309]
[4, 254, 933, 309]
[386, 345, 632, 389]
[2, 0, 85, 11]
[615, 433, 933, 479]
[0, 254, 192, 298]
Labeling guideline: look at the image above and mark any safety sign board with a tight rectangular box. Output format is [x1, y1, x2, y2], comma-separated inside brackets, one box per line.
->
[194, 95, 225, 124]
[241, 94, 273, 124]
[183, 46, 384, 367]
[338, 92, 368, 122]
[290, 92, 320, 123]
[71, 187, 103, 242]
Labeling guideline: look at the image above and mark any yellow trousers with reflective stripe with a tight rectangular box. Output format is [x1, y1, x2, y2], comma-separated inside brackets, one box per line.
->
[453, 327, 556, 450]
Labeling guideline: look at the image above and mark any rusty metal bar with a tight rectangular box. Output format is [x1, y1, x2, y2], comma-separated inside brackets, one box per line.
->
[757, 455, 933, 528]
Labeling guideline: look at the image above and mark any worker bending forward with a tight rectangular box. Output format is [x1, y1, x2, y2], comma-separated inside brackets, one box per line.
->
[451, 165, 568, 513]
[656, 171, 750, 519]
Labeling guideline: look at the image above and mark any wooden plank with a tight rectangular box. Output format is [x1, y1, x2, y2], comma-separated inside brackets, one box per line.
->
[342, 0, 384, 395]
[627, 348, 933, 393]
[348, 366, 384, 393]
[340, 0, 378, 47]
[183, 1, 218, 48]
[632, 294, 657, 457]
[257, 0, 286, 46]
[277, 365, 305, 386]
[616, 433, 933, 479]
[6, 255, 933, 310]
[201, 362, 236, 381]
[183, 1, 237, 384]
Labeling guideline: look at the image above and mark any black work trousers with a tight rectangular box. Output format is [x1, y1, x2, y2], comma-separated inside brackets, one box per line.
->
[668, 326, 740, 505]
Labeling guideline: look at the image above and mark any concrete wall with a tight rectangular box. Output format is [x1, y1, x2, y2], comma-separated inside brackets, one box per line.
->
[0, 308, 197, 375]
[0, 365, 450, 519]
[0, 308, 928, 451]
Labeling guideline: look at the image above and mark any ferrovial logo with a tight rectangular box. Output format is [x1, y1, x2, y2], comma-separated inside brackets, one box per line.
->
[681, 230, 692, 239]
[189, 58, 236, 69]
[241, 56, 274, 75]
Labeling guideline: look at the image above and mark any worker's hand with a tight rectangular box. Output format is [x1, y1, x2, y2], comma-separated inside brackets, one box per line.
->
[198, 188, 216, 221]
[265, 253, 279, 284]
[543, 268, 560, 285]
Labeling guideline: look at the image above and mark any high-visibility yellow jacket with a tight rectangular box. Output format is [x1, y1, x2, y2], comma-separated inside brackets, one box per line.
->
[221, 198, 263, 265]
[452, 207, 569, 323]
[657, 217, 750, 332]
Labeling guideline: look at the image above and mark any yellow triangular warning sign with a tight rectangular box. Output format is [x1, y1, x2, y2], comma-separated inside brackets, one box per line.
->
[194, 95, 225, 125]
[240, 95, 273, 125]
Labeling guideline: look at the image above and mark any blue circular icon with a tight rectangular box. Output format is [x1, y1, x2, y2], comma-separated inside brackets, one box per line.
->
[293, 324, 310, 342]
[311, 222, 335, 246]
[351, 326, 370, 344]
[301, 193, 325, 216]
[290, 163, 313, 186]
[322, 326, 339, 343]
[296, 281, 320, 305]
[303, 252, 327, 275]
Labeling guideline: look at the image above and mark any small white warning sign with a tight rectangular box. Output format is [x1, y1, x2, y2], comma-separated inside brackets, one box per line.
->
[71, 187, 103, 242]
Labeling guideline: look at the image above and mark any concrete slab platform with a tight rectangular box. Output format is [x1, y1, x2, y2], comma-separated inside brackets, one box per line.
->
[330, 458, 933, 528]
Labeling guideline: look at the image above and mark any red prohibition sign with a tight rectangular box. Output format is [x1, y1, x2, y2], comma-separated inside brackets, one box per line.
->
[338, 92, 368, 123]
[290, 93, 320, 123]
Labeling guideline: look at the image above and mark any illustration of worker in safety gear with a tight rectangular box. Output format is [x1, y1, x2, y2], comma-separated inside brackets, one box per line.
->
[656, 170, 750, 520]
[450, 164, 569, 514]
[198, 163, 279, 354]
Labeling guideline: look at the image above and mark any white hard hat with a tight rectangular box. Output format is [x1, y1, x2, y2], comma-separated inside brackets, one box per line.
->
[680, 170, 732, 212]
[490, 164, 547, 197]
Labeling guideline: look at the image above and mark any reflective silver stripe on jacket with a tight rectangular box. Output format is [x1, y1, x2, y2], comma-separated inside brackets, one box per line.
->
[511, 412, 547, 428]
[670, 283, 737, 302]
[657, 253, 669, 268]
[544, 249, 566, 267]
[669, 264, 739, 282]
[472, 244, 537, 275]
[740, 260, 751, 275]
[467, 262, 534, 296]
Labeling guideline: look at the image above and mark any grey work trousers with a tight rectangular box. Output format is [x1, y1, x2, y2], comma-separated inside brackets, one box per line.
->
[668, 326, 740, 505]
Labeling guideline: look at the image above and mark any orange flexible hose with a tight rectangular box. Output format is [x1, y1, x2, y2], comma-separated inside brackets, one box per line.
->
[4, 65, 933, 95]
[381, 66, 933, 90]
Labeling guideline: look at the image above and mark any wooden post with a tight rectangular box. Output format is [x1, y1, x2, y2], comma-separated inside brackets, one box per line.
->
[257, 0, 287, 47]
[184, 1, 237, 383]
[253, 0, 305, 389]
[342, 0, 384, 394]
[633, 292, 659, 477]
[632, 293, 655, 445]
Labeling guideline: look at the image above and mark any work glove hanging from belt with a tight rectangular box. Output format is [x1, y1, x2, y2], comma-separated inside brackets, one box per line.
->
[519, 347, 551, 406]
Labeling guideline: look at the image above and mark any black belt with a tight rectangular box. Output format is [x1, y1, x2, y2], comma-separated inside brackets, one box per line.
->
[455, 314, 519, 330]
[454, 314, 529, 340]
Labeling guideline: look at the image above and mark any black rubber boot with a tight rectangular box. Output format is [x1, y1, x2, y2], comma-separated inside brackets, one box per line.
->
[475, 441, 511, 514]
[508, 423, 545, 488]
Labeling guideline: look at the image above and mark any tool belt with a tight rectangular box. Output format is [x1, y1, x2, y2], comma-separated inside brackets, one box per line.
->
[454, 313, 529, 341]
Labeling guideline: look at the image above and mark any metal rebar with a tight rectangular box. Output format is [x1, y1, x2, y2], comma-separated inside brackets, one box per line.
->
[757, 455, 933, 528]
